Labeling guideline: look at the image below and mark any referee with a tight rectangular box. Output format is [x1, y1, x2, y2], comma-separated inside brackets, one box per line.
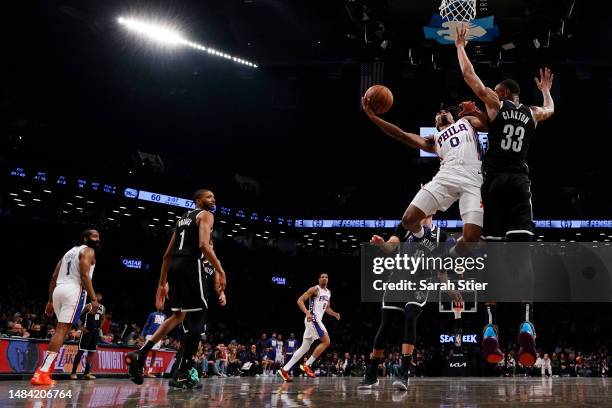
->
[71, 293, 104, 380]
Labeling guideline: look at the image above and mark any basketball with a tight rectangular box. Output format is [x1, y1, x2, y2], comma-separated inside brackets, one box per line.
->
[364, 85, 393, 114]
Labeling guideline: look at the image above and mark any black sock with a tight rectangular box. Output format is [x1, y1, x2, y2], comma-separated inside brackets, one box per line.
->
[401, 354, 413, 372]
[368, 357, 380, 380]
[72, 350, 84, 374]
[176, 335, 199, 376]
[84, 363, 91, 375]
[140, 341, 155, 358]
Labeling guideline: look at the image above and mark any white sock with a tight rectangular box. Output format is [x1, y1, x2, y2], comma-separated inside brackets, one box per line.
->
[40, 351, 58, 373]
[413, 226, 424, 238]
[283, 339, 313, 372]
[306, 356, 316, 366]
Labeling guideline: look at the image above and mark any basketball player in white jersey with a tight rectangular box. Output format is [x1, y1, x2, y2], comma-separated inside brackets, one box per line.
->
[31, 229, 100, 386]
[363, 97, 488, 251]
[277, 273, 340, 382]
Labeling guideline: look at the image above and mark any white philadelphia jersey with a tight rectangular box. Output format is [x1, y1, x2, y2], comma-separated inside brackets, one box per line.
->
[434, 118, 483, 164]
[56, 245, 95, 288]
[308, 286, 331, 322]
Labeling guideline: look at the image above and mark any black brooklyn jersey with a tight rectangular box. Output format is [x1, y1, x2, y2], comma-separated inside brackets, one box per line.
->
[172, 209, 204, 257]
[83, 304, 105, 330]
[484, 100, 536, 175]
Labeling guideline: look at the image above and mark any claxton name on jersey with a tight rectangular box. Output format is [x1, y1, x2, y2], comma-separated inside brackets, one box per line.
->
[501, 109, 530, 125]
[177, 217, 193, 228]
[437, 122, 469, 147]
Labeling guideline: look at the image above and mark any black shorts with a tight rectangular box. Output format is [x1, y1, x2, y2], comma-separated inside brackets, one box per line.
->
[79, 330, 100, 352]
[481, 172, 535, 239]
[168, 256, 211, 312]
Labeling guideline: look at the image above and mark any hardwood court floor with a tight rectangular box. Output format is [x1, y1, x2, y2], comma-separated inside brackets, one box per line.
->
[1, 376, 610, 407]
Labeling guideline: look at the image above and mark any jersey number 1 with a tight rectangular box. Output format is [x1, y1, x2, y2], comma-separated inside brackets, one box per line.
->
[178, 230, 186, 250]
[501, 124, 525, 152]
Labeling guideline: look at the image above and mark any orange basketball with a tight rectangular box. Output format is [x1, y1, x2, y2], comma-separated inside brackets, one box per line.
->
[364, 85, 393, 114]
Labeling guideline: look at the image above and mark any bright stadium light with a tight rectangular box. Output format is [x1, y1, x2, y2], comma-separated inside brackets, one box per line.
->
[117, 16, 258, 68]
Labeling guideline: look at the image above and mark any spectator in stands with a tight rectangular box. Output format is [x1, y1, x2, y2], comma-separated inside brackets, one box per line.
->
[541, 353, 552, 377]
[29, 323, 43, 339]
[9, 322, 30, 338]
[551, 352, 560, 376]
[216, 344, 228, 377]
[256, 333, 268, 356]
[340, 352, 352, 376]
[241, 344, 261, 376]
[227, 342, 241, 376]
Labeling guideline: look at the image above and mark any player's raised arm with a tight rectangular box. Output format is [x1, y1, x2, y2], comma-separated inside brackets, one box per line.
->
[454, 25, 501, 119]
[531, 68, 555, 123]
[297, 286, 318, 321]
[362, 97, 436, 153]
[199, 211, 226, 290]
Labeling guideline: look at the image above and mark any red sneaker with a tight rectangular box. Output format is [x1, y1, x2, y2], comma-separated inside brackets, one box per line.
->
[277, 368, 293, 382]
[31, 370, 56, 386]
[300, 364, 315, 378]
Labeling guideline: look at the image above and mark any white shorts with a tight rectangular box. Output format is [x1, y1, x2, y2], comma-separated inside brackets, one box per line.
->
[303, 318, 327, 340]
[52, 284, 87, 325]
[410, 165, 483, 227]
[145, 334, 162, 351]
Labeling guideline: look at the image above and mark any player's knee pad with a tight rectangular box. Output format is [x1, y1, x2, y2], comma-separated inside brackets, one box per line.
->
[403, 304, 423, 345]
[505, 232, 533, 242]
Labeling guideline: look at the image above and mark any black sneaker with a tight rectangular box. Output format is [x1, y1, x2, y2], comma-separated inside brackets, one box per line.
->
[357, 377, 379, 389]
[125, 351, 145, 385]
[392, 368, 412, 391]
[169, 373, 203, 390]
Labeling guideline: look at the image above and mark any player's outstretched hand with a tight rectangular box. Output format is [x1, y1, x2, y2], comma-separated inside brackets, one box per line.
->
[361, 96, 376, 119]
[334, 312, 341, 321]
[458, 101, 477, 117]
[370, 235, 384, 244]
[454, 23, 469, 48]
[535, 67, 554, 92]
[218, 292, 227, 307]
[45, 302, 54, 317]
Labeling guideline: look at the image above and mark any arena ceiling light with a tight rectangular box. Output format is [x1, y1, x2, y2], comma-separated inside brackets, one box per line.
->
[117, 16, 258, 68]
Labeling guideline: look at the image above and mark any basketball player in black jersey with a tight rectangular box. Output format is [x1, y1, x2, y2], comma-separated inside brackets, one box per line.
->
[455, 24, 554, 367]
[125, 189, 227, 389]
[70, 292, 104, 380]
[359, 217, 455, 390]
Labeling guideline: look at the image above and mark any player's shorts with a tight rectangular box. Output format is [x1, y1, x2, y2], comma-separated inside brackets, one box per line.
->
[145, 334, 162, 351]
[382, 290, 429, 310]
[411, 163, 483, 227]
[168, 256, 210, 312]
[52, 284, 87, 325]
[481, 172, 534, 240]
[79, 329, 100, 352]
[303, 317, 327, 340]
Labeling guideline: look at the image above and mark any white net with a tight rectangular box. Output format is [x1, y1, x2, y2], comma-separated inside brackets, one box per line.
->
[439, 0, 476, 22]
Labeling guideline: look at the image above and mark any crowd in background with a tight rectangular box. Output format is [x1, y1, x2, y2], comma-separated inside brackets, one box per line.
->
[1, 298, 609, 379]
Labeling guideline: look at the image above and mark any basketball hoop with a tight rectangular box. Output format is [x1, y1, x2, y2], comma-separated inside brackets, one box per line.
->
[439, 0, 476, 22]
